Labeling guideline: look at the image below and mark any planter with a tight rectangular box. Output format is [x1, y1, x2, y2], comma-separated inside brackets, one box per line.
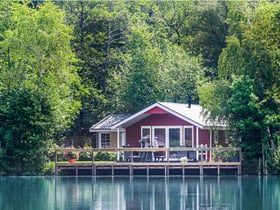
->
[68, 159, 77, 163]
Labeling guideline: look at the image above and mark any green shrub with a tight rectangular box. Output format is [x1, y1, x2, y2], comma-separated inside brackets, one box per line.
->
[79, 152, 92, 161]
[94, 151, 116, 161]
[43, 162, 55, 175]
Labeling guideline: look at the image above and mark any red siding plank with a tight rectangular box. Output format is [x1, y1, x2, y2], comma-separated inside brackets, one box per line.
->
[126, 114, 211, 148]
[144, 107, 168, 114]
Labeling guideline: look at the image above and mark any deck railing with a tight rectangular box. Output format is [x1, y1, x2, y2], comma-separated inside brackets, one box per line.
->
[55, 147, 242, 164]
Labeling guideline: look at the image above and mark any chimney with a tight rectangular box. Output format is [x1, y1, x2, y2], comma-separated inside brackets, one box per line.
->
[187, 96, 192, 108]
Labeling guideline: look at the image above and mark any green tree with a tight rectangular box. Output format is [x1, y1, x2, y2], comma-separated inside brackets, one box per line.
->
[60, 1, 130, 132]
[200, 1, 280, 174]
[119, 23, 162, 113]
[0, 2, 81, 174]
[161, 44, 203, 103]
[228, 76, 262, 160]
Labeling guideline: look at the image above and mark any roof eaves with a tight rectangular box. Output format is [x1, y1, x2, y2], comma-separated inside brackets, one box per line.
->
[111, 103, 159, 129]
[89, 114, 131, 132]
[157, 102, 204, 129]
[89, 115, 112, 130]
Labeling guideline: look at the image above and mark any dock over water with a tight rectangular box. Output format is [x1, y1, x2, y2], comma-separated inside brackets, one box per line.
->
[55, 147, 242, 176]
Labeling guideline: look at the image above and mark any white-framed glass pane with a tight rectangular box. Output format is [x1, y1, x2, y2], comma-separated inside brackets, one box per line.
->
[101, 133, 110, 148]
[154, 128, 166, 147]
[141, 127, 151, 147]
[214, 131, 218, 144]
[185, 127, 193, 147]
[169, 128, 180, 147]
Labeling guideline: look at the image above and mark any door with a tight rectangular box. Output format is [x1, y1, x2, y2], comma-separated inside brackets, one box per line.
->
[169, 128, 181, 147]
[153, 128, 166, 147]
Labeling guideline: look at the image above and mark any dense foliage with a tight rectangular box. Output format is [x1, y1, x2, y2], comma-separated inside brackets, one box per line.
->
[199, 2, 280, 174]
[0, 1, 279, 174]
[0, 2, 81, 175]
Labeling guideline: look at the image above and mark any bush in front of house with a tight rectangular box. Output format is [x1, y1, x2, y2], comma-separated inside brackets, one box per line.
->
[79, 152, 92, 161]
[94, 151, 117, 161]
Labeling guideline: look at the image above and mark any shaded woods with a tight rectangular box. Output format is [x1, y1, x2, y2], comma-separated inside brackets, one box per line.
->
[0, 1, 279, 175]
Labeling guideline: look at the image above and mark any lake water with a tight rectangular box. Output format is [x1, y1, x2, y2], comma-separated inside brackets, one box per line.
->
[0, 176, 279, 210]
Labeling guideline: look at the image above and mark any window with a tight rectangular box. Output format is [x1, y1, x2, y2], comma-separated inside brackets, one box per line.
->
[141, 127, 151, 147]
[150, 126, 183, 148]
[225, 132, 229, 144]
[214, 131, 218, 144]
[154, 128, 166, 147]
[169, 128, 180, 147]
[101, 133, 110, 148]
[184, 127, 193, 147]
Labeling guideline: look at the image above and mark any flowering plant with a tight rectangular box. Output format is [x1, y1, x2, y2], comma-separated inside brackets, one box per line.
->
[64, 151, 79, 160]
[180, 156, 188, 162]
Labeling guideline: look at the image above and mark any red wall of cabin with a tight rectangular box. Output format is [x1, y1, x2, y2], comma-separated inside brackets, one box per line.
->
[126, 114, 210, 147]
[198, 128, 210, 147]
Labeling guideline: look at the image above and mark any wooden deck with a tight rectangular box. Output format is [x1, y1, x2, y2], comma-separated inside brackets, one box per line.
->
[55, 147, 242, 176]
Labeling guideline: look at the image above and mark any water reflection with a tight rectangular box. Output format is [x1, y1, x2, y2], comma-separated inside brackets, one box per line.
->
[0, 176, 279, 210]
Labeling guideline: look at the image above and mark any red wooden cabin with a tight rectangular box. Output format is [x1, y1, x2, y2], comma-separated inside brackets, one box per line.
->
[89, 102, 229, 161]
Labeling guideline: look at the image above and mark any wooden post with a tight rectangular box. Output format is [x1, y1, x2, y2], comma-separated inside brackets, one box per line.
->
[239, 148, 242, 175]
[92, 166, 95, 176]
[165, 166, 169, 176]
[238, 165, 241, 175]
[199, 166, 203, 176]
[92, 150, 94, 164]
[55, 150, 58, 176]
[55, 150, 57, 163]
[129, 165, 133, 176]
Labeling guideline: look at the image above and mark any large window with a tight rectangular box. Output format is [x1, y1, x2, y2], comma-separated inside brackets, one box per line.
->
[154, 128, 166, 147]
[169, 128, 180, 147]
[151, 126, 182, 148]
[184, 127, 193, 147]
[214, 131, 218, 144]
[101, 133, 110, 148]
[141, 127, 151, 147]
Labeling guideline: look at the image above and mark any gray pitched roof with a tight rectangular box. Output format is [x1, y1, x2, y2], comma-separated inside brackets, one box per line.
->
[89, 114, 131, 131]
[89, 102, 226, 132]
[158, 102, 226, 128]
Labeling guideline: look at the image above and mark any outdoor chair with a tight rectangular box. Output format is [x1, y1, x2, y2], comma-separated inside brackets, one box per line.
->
[198, 144, 208, 161]
[154, 151, 165, 162]
[124, 151, 132, 162]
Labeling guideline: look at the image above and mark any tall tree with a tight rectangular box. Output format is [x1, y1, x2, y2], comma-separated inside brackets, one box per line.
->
[60, 1, 129, 133]
[119, 21, 162, 113]
[153, 1, 228, 79]
[0, 2, 81, 174]
[200, 1, 280, 174]
[160, 44, 203, 103]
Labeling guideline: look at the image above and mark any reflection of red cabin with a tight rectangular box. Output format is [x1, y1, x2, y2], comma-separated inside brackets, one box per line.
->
[90, 102, 229, 155]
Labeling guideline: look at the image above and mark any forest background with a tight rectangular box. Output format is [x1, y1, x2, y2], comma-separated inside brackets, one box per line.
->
[0, 0, 279, 175]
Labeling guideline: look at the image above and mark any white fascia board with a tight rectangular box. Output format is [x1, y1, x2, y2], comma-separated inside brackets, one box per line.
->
[111, 103, 159, 129]
[89, 128, 126, 133]
[112, 102, 205, 129]
[157, 102, 204, 129]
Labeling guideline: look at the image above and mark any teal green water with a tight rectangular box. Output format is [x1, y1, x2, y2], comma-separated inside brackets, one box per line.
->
[0, 176, 279, 210]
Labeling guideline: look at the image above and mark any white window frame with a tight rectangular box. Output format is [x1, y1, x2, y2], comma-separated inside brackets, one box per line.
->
[98, 133, 110, 148]
[141, 126, 152, 146]
[214, 130, 218, 144]
[225, 132, 229, 144]
[183, 126, 194, 147]
[152, 126, 182, 148]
